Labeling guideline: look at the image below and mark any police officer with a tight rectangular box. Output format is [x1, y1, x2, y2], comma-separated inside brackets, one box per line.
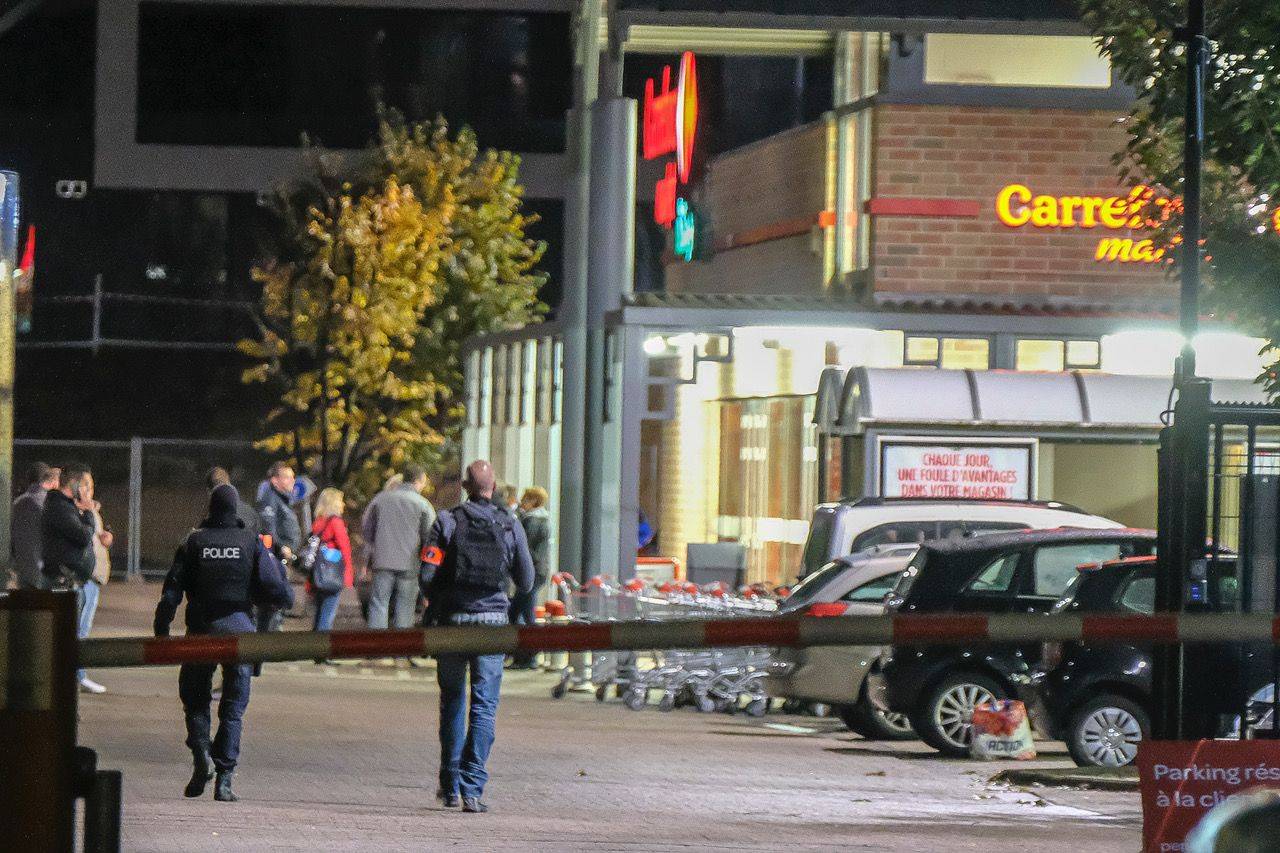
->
[154, 483, 293, 802]
[253, 461, 300, 673]
[420, 460, 534, 813]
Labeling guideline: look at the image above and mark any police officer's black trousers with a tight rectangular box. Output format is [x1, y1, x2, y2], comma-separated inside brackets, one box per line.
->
[179, 662, 252, 772]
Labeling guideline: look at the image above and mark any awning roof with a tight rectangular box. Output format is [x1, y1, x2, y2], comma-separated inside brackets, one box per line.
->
[814, 367, 1269, 435]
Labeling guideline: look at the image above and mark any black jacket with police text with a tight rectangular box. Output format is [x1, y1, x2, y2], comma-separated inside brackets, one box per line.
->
[154, 517, 293, 637]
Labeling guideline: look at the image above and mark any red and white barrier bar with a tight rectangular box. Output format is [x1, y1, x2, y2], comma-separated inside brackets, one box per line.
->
[78, 613, 1280, 669]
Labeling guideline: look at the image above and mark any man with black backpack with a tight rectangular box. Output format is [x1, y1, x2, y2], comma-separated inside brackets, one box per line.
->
[420, 460, 534, 814]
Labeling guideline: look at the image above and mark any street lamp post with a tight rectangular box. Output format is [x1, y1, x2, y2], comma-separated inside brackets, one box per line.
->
[1178, 0, 1207, 383]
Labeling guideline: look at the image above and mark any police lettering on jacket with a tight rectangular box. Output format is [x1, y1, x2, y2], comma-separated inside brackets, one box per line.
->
[201, 546, 242, 560]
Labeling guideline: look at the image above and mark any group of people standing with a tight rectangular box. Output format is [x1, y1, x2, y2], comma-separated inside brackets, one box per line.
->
[10, 461, 114, 694]
[149, 458, 551, 811]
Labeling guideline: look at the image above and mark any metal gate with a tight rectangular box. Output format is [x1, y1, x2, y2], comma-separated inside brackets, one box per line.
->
[1156, 379, 1280, 740]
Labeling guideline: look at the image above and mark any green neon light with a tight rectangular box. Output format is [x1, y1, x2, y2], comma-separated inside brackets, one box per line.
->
[674, 197, 695, 262]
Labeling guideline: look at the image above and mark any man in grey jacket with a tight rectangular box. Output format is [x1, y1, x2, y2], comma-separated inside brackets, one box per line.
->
[362, 463, 436, 629]
[11, 462, 58, 588]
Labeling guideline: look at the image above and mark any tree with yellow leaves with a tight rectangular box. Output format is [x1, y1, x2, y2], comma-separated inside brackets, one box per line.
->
[242, 114, 546, 499]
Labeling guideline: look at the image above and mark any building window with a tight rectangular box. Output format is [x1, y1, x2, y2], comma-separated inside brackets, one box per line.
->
[904, 336, 941, 366]
[492, 345, 507, 426]
[505, 344, 520, 426]
[1066, 340, 1102, 370]
[923, 34, 1111, 89]
[1016, 338, 1102, 372]
[136, 5, 571, 152]
[478, 348, 493, 427]
[904, 336, 991, 370]
[519, 340, 534, 425]
[942, 338, 990, 370]
[552, 338, 564, 425]
[1016, 339, 1065, 372]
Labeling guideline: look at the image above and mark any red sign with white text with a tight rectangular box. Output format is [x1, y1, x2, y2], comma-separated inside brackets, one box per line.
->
[881, 443, 1032, 500]
[1138, 740, 1280, 852]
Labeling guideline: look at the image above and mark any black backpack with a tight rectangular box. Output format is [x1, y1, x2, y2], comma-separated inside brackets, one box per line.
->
[446, 504, 512, 592]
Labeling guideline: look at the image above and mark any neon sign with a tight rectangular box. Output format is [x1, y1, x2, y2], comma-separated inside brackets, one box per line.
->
[643, 51, 698, 184]
[673, 199, 695, 262]
[996, 183, 1180, 264]
[644, 51, 699, 256]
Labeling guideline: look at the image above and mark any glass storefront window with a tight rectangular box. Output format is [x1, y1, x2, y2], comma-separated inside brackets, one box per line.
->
[940, 338, 990, 370]
[924, 34, 1111, 89]
[1066, 340, 1102, 370]
[905, 336, 990, 369]
[1017, 339, 1065, 372]
[904, 336, 940, 365]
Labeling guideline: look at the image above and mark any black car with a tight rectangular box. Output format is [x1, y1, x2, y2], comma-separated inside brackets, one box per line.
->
[1021, 553, 1272, 768]
[871, 527, 1157, 756]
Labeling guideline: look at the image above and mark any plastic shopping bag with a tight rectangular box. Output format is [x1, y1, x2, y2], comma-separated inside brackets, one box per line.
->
[970, 699, 1037, 761]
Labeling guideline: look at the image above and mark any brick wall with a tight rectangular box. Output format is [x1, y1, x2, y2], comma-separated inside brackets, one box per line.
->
[872, 104, 1173, 302]
[665, 120, 830, 295]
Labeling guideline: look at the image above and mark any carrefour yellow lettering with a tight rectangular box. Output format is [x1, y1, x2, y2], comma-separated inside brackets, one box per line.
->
[996, 184, 1160, 231]
[994, 183, 1032, 227]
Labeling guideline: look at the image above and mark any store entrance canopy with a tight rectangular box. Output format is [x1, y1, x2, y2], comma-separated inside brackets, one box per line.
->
[814, 367, 1269, 436]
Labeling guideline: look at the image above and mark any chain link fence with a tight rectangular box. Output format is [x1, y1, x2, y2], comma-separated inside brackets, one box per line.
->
[15, 438, 276, 579]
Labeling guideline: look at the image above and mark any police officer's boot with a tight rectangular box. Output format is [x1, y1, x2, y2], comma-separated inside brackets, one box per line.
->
[214, 770, 238, 802]
[184, 749, 214, 798]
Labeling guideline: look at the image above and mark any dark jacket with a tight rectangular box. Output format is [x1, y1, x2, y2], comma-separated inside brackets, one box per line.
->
[40, 489, 96, 584]
[236, 497, 260, 540]
[154, 516, 293, 637]
[420, 496, 535, 619]
[256, 485, 300, 554]
[519, 506, 551, 581]
[11, 485, 48, 588]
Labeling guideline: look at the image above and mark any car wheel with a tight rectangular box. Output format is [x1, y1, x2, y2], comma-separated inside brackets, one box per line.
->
[838, 696, 916, 741]
[1067, 694, 1148, 768]
[911, 673, 1006, 756]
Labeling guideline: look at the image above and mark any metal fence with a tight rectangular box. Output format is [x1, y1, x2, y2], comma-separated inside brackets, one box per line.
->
[14, 438, 275, 579]
[1155, 381, 1280, 740]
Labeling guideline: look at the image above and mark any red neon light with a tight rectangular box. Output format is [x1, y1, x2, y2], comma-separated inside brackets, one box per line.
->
[643, 51, 698, 187]
[643, 66, 678, 161]
[654, 162, 677, 227]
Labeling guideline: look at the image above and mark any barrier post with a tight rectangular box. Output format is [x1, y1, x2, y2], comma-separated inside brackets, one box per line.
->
[0, 590, 80, 851]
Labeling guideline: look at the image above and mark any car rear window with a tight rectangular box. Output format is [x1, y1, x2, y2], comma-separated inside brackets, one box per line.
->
[801, 512, 838, 576]
[967, 552, 1021, 593]
[1117, 574, 1155, 614]
[850, 521, 938, 552]
[1033, 543, 1123, 596]
[785, 561, 846, 609]
[841, 573, 901, 603]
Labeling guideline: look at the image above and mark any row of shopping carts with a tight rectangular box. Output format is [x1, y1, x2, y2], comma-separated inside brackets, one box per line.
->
[545, 574, 780, 716]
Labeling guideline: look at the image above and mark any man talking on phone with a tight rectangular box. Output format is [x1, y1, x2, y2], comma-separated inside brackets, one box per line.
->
[40, 465, 109, 692]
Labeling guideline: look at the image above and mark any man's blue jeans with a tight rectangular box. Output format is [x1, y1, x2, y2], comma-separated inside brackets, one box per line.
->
[77, 580, 100, 683]
[437, 615, 507, 799]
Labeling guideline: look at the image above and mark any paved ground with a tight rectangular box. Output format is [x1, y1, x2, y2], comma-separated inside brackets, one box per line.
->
[76, 583, 1144, 851]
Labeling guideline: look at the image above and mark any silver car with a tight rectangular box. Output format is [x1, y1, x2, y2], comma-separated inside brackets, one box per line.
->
[767, 544, 918, 740]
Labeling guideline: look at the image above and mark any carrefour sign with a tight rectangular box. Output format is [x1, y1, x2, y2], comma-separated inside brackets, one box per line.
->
[996, 182, 1280, 265]
[644, 50, 699, 262]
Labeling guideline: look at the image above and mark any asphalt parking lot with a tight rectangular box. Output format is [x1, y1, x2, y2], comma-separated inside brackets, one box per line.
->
[77, 585, 1142, 852]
